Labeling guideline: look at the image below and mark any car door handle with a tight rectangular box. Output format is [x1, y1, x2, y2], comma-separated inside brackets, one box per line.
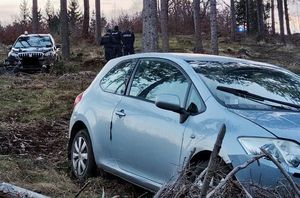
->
[115, 110, 126, 117]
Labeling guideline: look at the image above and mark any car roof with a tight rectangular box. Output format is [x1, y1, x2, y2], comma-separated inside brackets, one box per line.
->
[117, 52, 283, 70]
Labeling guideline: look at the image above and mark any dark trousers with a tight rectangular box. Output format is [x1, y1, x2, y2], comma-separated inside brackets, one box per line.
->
[113, 45, 123, 57]
[104, 47, 114, 61]
[123, 45, 135, 55]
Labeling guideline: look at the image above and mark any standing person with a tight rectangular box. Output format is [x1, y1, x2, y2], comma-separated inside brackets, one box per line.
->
[111, 26, 123, 57]
[100, 29, 114, 61]
[122, 28, 135, 55]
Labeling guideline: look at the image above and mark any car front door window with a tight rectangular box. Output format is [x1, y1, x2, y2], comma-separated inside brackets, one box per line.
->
[129, 60, 189, 106]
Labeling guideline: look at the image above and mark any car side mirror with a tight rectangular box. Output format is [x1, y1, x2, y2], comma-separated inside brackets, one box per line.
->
[7, 45, 12, 51]
[56, 44, 62, 49]
[155, 94, 190, 123]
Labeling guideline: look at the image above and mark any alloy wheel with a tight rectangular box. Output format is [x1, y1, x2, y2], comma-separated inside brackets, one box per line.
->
[72, 136, 88, 176]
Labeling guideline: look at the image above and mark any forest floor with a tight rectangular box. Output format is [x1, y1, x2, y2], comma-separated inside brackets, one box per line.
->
[0, 34, 299, 197]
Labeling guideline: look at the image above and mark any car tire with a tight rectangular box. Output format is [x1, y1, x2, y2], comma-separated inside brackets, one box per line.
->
[70, 129, 97, 181]
[188, 158, 231, 186]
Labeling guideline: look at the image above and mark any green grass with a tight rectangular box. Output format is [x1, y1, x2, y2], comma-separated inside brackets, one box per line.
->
[0, 75, 85, 123]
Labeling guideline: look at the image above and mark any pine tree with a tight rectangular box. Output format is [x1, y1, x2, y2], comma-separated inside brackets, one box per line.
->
[277, 0, 285, 43]
[160, 0, 169, 52]
[210, 0, 219, 55]
[257, 0, 265, 40]
[45, 0, 60, 34]
[142, 0, 158, 52]
[68, 0, 82, 31]
[32, 0, 39, 33]
[45, 0, 55, 19]
[95, 0, 101, 44]
[271, 0, 275, 34]
[82, 0, 90, 38]
[283, 0, 291, 35]
[61, 0, 70, 59]
[20, 0, 30, 25]
[193, 0, 204, 53]
[230, 0, 237, 41]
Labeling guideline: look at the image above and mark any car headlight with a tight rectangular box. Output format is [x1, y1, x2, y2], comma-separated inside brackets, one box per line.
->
[44, 51, 54, 56]
[8, 51, 19, 58]
[239, 137, 300, 168]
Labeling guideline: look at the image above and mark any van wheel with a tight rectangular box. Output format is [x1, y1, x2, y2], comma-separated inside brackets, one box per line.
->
[71, 129, 96, 181]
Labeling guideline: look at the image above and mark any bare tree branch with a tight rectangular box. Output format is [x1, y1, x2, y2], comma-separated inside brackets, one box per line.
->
[199, 124, 226, 197]
[206, 154, 265, 198]
[260, 148, 300, 197]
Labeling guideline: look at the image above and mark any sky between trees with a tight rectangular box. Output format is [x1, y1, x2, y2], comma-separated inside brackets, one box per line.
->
[0, 0, 299, 32]
[0, 0, 142, 25]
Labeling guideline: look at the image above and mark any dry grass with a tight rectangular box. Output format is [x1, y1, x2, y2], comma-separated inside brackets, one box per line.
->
[0, 36, 299, 197]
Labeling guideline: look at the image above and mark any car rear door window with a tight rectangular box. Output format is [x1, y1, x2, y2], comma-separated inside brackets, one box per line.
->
[129, 59, 189, 106]
[100, 61, 135, 95]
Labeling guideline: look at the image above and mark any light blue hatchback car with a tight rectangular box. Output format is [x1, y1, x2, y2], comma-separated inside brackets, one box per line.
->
[68, 53, 300, 191]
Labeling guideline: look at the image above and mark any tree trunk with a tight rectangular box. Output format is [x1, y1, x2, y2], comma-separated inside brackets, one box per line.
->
[160, 0, 169, 52]
[210, 0, 219, 55]
[82, 0, 90, 38]
[142, 0, 158, 52]
[271, 0, 275, 35]
[247, 0, 256, 34]
[230, 0, 236, 41]
[277, 0, 285, 43]
[0, 182, 49, 198]
[283, 0, 291, 35]
[246, 0, 250, 35]
[95, 0, 101, 44]
[60, 0, 70, 59]
[32, 0, 38, 33]
[193, 0, 204, 53]
[256, 0, 265, 40]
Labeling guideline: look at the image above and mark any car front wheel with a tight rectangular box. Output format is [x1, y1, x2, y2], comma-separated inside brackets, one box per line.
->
[71, 129, 96, 180]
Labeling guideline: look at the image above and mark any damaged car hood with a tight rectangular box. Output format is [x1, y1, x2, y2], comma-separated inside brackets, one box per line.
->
[232, 110, 300, 143]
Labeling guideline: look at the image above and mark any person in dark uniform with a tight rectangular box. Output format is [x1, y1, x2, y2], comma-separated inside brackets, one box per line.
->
[100, 29, 114, 61]
[121, 28, 135, 55]
[111, 26, 123, 57]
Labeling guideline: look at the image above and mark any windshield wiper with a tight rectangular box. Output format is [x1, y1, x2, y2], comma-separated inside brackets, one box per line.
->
[217, 86, 300, 111]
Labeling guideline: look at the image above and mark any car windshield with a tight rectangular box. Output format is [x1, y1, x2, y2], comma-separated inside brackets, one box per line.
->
[189, 61, 300, 111]
[14, 36, 53, 48]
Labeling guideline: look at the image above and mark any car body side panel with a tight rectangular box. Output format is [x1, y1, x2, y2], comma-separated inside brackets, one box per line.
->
[180, 97, 276, 166]
[111, 96, 186, 185]
[230, 155, 300, 186]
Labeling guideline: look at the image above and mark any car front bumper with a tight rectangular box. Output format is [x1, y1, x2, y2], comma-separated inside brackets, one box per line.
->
[229, 154, 300, 186]
[5, 56, 55, 72]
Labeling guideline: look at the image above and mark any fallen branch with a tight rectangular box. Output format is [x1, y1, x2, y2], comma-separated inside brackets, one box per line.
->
[153, 148, 196, 198]
[260, 148, 300, 197]
[74, 180, 91, 198]
[200, 124, 227, 198]
[0, 182, 49, 198]
[206, 154, 265, 198]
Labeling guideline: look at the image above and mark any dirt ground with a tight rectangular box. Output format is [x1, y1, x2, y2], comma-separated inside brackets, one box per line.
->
[0, 36, 299, 197]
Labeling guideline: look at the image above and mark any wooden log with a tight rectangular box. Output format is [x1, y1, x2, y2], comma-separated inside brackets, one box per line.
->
[0, 182, 49, 198]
